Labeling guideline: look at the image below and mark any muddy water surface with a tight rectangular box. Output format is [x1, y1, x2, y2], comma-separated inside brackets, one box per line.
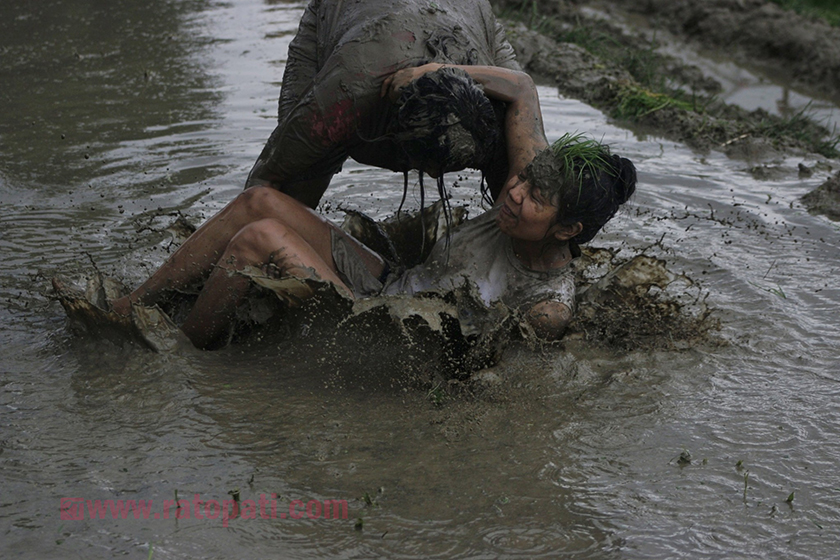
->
[2, 0, 840, 558]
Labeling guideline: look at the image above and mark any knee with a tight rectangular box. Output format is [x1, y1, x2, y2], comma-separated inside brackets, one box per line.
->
[226, 219, 290, 264]
[234, 185, 290, 221]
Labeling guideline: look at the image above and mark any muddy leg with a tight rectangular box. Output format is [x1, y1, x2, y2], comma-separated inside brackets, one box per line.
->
[112, 186, 347, 315]
[180, 218, 353, 350]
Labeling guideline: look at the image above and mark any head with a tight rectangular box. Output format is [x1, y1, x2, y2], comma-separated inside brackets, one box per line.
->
[502, 133, 637, 248]
[389, 67, 501, 176]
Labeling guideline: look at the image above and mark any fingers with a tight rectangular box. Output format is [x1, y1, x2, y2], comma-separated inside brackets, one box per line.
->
[380, 74, 394, 98]
[381, 70, 410, 102]
[381, 64, 444, 101]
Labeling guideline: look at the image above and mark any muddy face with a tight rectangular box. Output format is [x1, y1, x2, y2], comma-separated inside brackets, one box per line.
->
[522, 147, 566, 203]
[496, 176, 561, 242]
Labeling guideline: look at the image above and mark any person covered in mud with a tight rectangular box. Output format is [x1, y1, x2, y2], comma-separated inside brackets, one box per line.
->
[55, 1, 636, 349]
[165, 117, 635, 349]
[82, 59, 636, 349]
[245, 0, 520, 208]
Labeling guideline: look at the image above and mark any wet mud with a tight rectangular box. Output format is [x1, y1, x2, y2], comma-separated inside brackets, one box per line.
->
[497, 0, 840, 101]
[499, 2, 836, 159]
[801, 170, 840, 220]
[570, 248, 718, 350]
[8, 0, 840, 557]
[493, 0, 840, 218]
[511, 29, 802, 158]
[54, 206, 716, 387]
[585, 0, 840, 101]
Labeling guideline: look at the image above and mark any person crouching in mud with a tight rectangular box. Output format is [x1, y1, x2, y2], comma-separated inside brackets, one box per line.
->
[98, 64, 635, 349]
[244, 0, 521, 206]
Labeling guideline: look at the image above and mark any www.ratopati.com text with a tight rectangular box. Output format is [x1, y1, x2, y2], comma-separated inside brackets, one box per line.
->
[60, 494, 348, 527]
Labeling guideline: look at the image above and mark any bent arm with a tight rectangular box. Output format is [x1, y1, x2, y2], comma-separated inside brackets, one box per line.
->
[382, 63, 548, 183]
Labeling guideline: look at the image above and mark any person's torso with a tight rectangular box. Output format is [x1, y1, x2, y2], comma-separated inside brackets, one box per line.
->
[309, 0, 508, 170]
[383, 207, 576, 311]
[313, 0, 502, 70]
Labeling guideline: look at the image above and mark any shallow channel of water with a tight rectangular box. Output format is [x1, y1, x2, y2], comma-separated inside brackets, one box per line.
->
[2, 0, 839, 558]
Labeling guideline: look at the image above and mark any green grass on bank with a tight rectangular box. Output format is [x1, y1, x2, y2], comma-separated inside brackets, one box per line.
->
[755, 103, 840, 156]
[611, 84, 694, 120]
[769, 0, 840, 27]
[499, 0, 840, 157]
[531, 17, 713, 118]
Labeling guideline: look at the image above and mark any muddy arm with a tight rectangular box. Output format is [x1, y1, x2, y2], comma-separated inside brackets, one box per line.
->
[524, 300, 572, 341]
[382, 63, 548, 184]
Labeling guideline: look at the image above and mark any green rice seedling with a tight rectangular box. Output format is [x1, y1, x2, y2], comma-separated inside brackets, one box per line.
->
[743, 471, 750, 501]
[611, 83, 693, 120]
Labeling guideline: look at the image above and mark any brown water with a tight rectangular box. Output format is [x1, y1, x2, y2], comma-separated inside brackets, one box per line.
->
[2, 0, 840, 558]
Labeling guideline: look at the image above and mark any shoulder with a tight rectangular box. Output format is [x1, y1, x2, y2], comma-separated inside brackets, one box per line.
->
[524, 299, 573, 341]
[502, 255, 576, 310]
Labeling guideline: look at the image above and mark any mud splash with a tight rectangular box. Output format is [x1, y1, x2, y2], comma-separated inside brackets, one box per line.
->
[53, 208, 717, 381]
[570, 248, 718, 350]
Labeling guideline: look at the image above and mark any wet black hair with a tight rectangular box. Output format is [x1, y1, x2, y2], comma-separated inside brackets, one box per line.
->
[524, 134, 637, 245]
[389, 66, 500, 173]
[389, 66, 502, 256]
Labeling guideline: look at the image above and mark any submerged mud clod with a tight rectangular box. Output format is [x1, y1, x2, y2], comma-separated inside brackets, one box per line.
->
[802, 170, 840, 221]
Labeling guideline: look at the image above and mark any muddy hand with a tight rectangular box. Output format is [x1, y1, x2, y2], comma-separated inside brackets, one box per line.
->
[381, 62, 445, 102]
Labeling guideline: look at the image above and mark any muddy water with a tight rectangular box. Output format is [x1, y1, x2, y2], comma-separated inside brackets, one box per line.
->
[661, 36, 840, 133]
[2, 0, 840, 558]
[598, 6, 840, 132]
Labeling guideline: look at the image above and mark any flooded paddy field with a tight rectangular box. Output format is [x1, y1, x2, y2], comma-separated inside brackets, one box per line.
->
[2, 0, 839, 558]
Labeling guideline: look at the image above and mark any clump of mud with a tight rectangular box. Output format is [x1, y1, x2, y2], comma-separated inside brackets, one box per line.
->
[567, 247, 719, 350]
[802, 170, 840, 221]
[51, 273, 188, 352]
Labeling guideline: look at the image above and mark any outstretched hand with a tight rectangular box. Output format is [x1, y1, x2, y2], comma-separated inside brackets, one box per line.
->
[380, 62, 444, 102]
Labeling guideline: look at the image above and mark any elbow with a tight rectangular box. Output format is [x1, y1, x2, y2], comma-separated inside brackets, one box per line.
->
[502, 70, 535, 101]
[507, 70, 535, 96]
[525, 301, 572, 341]
[516, 70, 535, 89]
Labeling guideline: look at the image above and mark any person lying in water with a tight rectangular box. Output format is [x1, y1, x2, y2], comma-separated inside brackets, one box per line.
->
[100, 65, 635, 349]
[247, 0, 521, 207]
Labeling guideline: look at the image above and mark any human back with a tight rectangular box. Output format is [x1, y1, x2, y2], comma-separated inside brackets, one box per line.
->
[248, 0, 519, 204]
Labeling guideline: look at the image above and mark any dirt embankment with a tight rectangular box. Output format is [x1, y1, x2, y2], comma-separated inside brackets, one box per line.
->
[491, 0, 840, 218]
[802, 170, 840, 220]
[591, 0, 840, 102]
